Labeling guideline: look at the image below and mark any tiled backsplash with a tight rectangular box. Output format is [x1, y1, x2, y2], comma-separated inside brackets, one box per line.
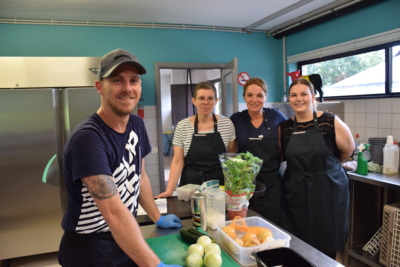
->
[142, 106, 161, 194]
[343, 98, 400, 144]
[265, 99, 400, 143]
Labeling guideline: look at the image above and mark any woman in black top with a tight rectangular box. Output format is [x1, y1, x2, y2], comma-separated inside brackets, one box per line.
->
[279, 78, 354, 259]
[230, 78, 286, 225]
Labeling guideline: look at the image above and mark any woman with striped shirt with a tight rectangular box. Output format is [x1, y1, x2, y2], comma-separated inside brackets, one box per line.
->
[155, 82, 236, 198]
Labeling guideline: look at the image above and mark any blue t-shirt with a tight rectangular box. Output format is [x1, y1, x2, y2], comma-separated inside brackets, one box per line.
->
[230, 108, 287, 153]
[62, 113, 151, 233]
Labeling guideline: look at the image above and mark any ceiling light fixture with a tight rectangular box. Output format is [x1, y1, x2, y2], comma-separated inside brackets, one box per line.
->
[0, 18, 266, 33]
[242, 0, 314, 32]
[271, 0, 385, 39]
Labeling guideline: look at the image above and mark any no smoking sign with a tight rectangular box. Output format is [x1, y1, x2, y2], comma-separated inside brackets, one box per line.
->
[238, 72, 250, 86]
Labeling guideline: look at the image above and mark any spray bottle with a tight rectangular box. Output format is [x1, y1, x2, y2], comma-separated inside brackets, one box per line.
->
[356, 143, 371, 175]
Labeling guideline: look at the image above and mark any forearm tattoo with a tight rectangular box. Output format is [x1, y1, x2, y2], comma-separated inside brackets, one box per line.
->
[82, 175, 118, 200]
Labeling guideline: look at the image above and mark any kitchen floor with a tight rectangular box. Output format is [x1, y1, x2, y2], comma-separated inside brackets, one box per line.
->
[1, 249, 345, 267]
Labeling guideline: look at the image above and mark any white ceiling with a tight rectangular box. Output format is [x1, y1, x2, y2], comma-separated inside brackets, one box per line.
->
[0, 0, 350, 32]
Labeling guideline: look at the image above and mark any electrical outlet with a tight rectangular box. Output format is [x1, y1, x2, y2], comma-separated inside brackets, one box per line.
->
[152, 147, 158, 154]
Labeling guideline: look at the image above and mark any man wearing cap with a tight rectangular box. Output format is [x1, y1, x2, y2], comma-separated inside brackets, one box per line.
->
[58, 49, 182, 267]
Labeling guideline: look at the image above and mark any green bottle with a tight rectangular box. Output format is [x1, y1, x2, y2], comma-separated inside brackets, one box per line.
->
[356, 144, 371, 175]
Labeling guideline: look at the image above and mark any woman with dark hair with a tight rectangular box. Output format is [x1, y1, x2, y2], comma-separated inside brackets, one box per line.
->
[230, 77, 287, 225]
[279, 78, 354, 259]
[156, 82, 236, 198]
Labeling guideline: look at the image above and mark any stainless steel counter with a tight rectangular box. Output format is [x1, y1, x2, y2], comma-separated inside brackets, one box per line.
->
[348, 171, 400, 191]
[141, 209, 344, 267]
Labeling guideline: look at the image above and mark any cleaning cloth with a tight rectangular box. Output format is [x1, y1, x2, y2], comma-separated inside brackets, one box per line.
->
[162, 132, 173, 156]
[368, 162, 381, 173]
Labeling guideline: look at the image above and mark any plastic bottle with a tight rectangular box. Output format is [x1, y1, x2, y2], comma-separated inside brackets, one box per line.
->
[396, 142, 400, 170]
[382, 135, 399, 175]
[353, 134, 360, 161]
[137, 101, 144, 119]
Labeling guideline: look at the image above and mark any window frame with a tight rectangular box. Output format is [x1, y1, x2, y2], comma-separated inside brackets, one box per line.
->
[297, 40, 400, 100]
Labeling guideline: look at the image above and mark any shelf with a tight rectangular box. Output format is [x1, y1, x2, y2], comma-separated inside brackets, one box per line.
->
[348, 243, 383, 267]
[346, 173, 400, 267]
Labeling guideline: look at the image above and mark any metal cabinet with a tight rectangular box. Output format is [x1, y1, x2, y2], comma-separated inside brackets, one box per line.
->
[0, 89, 63, 259]
[0, 57, 101, 261]
[345, 172, 400, 267]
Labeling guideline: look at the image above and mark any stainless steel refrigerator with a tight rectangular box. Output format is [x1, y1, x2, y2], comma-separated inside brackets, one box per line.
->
[0, 57, 102, 260]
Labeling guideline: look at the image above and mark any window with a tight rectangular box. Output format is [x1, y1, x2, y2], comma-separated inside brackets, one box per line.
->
[298, 42, 400, 99]
[393, 45, 400, 93]
[213, 81, 222, 115]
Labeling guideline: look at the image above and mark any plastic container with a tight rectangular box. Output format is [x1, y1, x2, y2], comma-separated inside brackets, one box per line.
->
[368, 137, 387, 165]
[204, 188, 225, 230]
[382, 135, 399, 175]
[176, 184, 200, 201]
[379, 202, 400, 267]
[227, 206, 248, 220]
[397, 142, 400, 171]
[252, 247, 316, 267]
[216, 216, 291, 266]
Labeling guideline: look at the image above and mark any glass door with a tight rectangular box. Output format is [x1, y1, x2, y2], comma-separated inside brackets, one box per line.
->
[221, 58, 238, 118]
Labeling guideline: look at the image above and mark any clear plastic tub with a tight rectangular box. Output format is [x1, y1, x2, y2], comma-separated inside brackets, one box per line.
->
[175, 184, 200, 201]
[204, 188, 225, 230]
[216, 216, 291, 266]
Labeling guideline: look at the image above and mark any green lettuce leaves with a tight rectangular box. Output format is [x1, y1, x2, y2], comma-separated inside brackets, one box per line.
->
[220, 152, 263, 199]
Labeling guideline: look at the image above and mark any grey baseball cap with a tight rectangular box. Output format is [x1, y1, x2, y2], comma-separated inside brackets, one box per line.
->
[98, 49, 147, 80]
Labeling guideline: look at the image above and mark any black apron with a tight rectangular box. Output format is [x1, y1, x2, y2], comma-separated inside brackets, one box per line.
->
[59, 231, 138, 267]
[246, 111, 282, 226]
[280, 112, 350, 254]
[180, 114, 226, 186]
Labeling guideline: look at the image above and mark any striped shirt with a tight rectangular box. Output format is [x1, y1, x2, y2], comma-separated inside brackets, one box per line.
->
[173, 115, 236, 156]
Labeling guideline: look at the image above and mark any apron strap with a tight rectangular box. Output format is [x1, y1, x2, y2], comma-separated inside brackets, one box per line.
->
[194, 114, 218, 134]
[247, 110, 271, 136]
[293, 111, 319, 132]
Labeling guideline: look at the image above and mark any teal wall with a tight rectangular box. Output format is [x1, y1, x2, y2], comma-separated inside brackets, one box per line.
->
[1, 0, 398, 103]
[283, 0, 400, 97]
[286, 0, 400, 58]
[0, 25, 283, 104]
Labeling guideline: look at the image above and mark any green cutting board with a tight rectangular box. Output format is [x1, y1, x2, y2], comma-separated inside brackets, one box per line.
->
[146, 234, 240, 267]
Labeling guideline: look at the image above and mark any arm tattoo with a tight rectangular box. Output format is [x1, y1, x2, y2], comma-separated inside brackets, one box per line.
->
[82, 175, 118, 200]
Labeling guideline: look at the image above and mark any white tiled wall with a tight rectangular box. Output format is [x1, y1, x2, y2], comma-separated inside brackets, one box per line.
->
[142, 106, 161, 195]
[343, 98, 400, 143]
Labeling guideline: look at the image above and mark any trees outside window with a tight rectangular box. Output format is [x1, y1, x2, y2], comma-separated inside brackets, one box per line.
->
[299, 43, 400, 98]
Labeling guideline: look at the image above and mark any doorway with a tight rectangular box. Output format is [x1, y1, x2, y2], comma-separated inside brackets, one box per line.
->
[155, 60, 238, 192]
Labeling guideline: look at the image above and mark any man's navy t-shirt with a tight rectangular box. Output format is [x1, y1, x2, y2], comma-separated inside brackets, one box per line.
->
[62, 113, 151, 233]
